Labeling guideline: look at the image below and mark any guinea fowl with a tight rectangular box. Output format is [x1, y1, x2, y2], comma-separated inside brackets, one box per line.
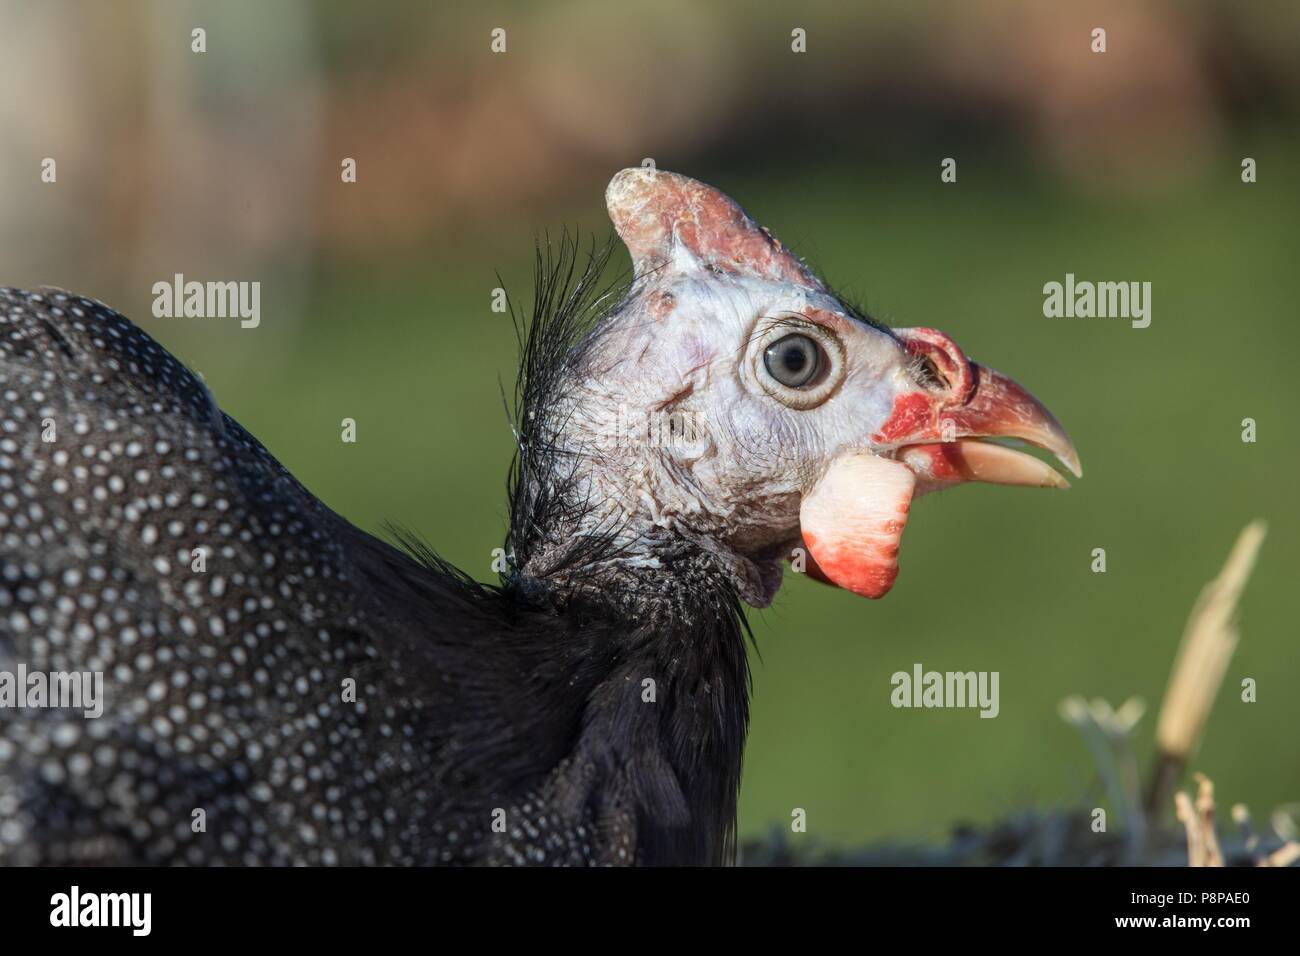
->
[0, 168, 1080, 866]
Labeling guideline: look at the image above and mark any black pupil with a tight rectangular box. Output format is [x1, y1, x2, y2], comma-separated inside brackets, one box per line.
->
[765, 334, 819, 387]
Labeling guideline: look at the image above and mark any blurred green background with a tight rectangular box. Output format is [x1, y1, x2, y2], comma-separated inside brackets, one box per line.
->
[3, 0, 1297, 847]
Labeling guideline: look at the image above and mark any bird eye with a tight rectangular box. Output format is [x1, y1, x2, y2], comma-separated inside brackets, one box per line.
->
[752, 322, 845, 409]
[763, 334, 821, 388]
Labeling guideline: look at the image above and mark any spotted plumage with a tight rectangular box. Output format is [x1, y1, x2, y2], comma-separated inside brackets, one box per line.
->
[0, 269, 747, 866]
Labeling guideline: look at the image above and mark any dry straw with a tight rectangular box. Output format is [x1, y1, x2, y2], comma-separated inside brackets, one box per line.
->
[1147, 521, 1267, 814]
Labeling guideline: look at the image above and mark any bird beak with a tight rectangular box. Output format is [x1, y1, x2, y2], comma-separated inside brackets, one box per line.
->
[891, 363, 1083, 493]
[796, 327, 1080, 599]
[874, 327, 1081, 493]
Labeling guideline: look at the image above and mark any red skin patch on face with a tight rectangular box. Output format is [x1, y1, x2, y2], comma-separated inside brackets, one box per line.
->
[872, 391, 935, 444]
[901, 443, 964, 481]
[872, 328, 982, 446]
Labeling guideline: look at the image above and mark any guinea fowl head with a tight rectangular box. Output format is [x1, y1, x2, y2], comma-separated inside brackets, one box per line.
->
[516, 168, 1080, 610]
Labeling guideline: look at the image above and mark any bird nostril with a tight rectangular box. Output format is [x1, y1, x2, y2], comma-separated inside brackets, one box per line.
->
[912, 354, 948, 392]
[895, 327, 975, 403]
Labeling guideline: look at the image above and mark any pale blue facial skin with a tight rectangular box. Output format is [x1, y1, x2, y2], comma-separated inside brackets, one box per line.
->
[529, 168, 1071, 606]
[550, 256, 927, 604]
[533, 168, 1078, 606]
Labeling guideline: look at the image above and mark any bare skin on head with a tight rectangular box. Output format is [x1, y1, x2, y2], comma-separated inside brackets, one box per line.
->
[528, 167, 1081, 607]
